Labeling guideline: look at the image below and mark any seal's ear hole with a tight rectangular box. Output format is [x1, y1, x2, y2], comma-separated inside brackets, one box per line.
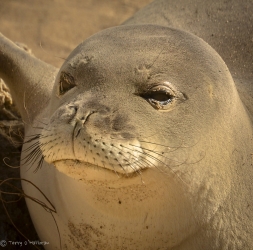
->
[59, 72, 76, 95]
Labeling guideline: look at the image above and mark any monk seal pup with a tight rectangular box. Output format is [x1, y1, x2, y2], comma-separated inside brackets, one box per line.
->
[0, 1, 253, 250]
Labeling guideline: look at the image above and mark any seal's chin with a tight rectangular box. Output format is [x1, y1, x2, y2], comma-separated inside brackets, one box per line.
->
[52, 159, 142, 181]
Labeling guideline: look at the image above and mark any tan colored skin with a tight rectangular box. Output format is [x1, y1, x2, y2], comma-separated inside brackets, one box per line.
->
[0, 0, 253, 249]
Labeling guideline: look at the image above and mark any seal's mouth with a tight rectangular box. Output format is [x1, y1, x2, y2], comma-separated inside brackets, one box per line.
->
[52, 159, 143, 177]
[38, 131, 146, 174]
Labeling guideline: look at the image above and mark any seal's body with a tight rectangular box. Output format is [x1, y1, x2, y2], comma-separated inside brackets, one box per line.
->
[0, 0, 253, 249]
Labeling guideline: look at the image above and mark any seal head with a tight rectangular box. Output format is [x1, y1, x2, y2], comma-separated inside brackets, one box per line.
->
[21, 25, 253, 249]
[40, 25, 235, 175]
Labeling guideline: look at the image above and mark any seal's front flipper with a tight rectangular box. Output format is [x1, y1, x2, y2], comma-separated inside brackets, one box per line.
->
[0, 33, 58, 124]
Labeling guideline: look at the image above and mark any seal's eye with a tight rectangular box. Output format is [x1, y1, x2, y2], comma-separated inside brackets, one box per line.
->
[59, 72, 76, 95]
[142, 85, 176, 110]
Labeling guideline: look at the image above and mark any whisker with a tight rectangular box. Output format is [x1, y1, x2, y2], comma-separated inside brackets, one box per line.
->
[111, 145, 143, 176]
[21, 145, 42, 163]
[23, 134, 40, 144]
[110, 145, 151, 182]
[22, 141, 41, 152]
[23, 154, 44, 172]
[22, 136, 60, 172]
[138, 140, 187, 153]
[133, 143, 204, 166]
[121, 144, 188, 185]
[130, 144, 184, 165]
[33, 156, 45, 173]
[120, 144, 166, 172]
[20, 140, 46, 172]
[139, 140, 172, 148]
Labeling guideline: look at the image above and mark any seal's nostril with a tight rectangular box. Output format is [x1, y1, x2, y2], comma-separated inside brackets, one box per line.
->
[77, 110, 96, 125]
